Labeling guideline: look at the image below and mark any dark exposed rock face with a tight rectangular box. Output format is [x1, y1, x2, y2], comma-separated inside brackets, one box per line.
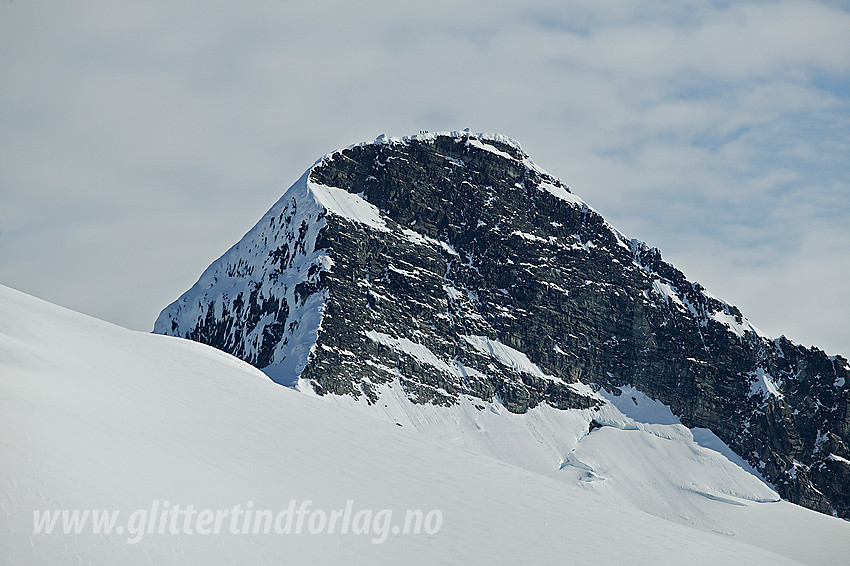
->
[155, 132, 850, 518]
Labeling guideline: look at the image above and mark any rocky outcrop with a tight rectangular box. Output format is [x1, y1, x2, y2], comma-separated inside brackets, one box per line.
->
[155, 131, 850, 518]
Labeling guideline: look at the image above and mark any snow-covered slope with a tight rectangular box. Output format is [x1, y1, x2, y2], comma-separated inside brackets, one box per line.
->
[315, 382, 781, 529]
[154, 169, 332, 386]
[3, 284, 850, 564]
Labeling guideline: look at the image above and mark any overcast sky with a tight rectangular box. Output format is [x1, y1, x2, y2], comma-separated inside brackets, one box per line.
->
[1, 0, 848, 356]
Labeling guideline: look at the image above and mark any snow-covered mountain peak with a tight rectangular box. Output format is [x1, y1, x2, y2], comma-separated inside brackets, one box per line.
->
[155, 132, 850, 519]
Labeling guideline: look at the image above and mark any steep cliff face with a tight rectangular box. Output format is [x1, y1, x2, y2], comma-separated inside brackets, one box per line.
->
[155, 131, 850, 518]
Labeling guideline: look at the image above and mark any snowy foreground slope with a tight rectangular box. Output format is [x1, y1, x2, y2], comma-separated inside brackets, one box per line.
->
[2, 284, 849, 565]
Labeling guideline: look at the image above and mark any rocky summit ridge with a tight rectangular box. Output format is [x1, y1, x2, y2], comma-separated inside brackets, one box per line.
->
[155, 130, 850, 518]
